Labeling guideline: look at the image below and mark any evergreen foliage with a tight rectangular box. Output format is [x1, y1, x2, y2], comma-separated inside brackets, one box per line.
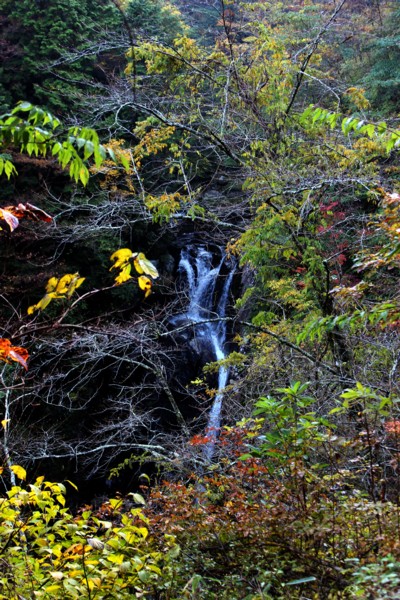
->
[0, 0, 184, 116]
[0, 0, 121, 114]
[125, 0, 186, 42]
[361, 7, 400, 111]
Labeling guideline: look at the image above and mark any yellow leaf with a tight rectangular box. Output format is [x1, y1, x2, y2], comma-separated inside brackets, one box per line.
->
[46, 277, 59, 293]
[28, 292, 56, 315]
[110, 248, 133, 270]
[27, 304, 37, 315]
[75, 277, 85, 290]
[69, 569, 84, 578]
[1, 419, 10, 429]
[138, 276, 152, 297]
[134, 253, 159, 279]
[136, 526, 148, 538]
[56, 274, 74, 295]
[65, 479, 78, 491]
[132, 252, 144, 274]
[10, 465, 27, 481]
[107, 553, 125, 564]
[29, 274, 84, 314]
[44, 585, 62, 593]
[39, 293, 56, 309]
[65, 274, 85, 298]
[115, 264, 132, 285]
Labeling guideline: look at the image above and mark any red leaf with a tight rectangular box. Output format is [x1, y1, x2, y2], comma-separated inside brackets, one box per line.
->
[1, 203, 53, 224]
[19, 203, 53, 222]
[320, 201, 338, 213]
[189, 434, 212, 446]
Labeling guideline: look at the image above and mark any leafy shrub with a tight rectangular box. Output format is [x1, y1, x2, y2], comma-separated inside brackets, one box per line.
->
[0, 468, 178, 599]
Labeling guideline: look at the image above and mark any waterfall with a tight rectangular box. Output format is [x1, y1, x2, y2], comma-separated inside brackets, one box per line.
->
[172, 245, 235, 460]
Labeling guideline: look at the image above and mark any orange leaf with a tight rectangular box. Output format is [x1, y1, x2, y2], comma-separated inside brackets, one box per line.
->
[64, 543, 91, 556]
[189, 434, 212, 446]
[0, 338, 12, 359]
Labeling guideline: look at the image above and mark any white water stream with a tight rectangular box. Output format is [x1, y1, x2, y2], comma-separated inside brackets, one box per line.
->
[175, 246, 235, 460]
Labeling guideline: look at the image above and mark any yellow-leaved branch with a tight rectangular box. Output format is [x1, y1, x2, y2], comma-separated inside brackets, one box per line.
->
[28, 273, 85, 315]
[110, 249, 159, 298]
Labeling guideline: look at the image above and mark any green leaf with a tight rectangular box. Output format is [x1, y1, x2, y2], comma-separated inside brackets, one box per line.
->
[52, 142, 62, 156]
[329, 406, 345, 415]
[107, 148, 117, 162]
[79, 166, 89, 186]
[379, 397, 392, 410]
[364, 123, 375, 138]
[191, 574, 203, 592]
[16, 101, 32, 112]
[4, 160, 16, 179]
[119, 153, 131, 171]
[138, 569, 151, 583]
[376, 121, 387, 134]
[76, 137, 86, 150]
[83, 140, 94, 160]
[128, 492, 146, 506]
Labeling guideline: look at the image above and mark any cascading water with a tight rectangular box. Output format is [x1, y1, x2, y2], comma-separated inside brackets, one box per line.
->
[171, 245, 235, 461]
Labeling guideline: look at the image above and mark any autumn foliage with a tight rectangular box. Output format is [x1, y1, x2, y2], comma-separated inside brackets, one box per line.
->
[143, 420, 400, 599]
[110, 248, 159, 297]
[0, 1, 400, 598]
[0, 338, 29, 370]
[0, 202, 52, 231]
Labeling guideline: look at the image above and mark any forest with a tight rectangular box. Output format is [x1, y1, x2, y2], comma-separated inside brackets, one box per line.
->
[0, 0, 400, 597]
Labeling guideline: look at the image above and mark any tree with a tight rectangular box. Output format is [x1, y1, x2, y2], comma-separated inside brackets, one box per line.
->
[124, 0, 187, 42]
[341, 3, 400, 113]
[363, 6, 400, 111]
[0, 0, 185, 117]
[0, 0, 120, 114]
